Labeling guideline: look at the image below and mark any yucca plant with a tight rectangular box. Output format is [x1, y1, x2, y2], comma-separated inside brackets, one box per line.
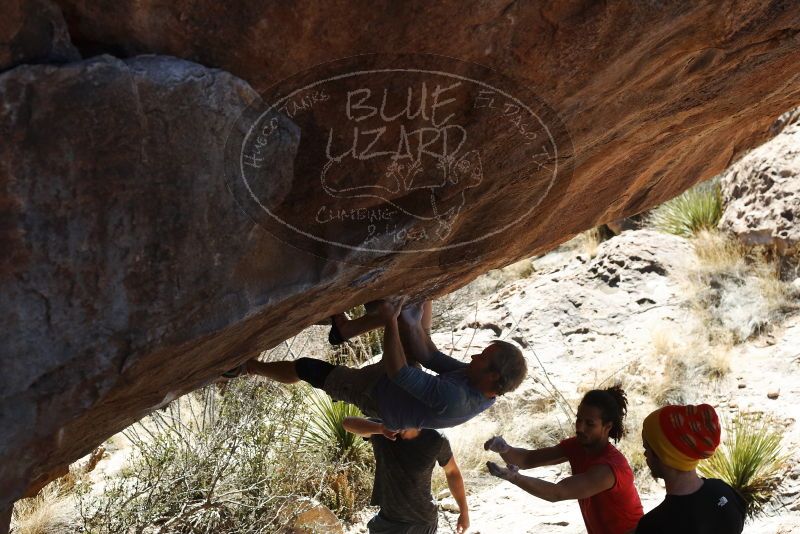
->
[302, 389, 374, 522]
[304, 389, 367, 460]
[698, 412, 787, 517]
[649, 180, 723, 237]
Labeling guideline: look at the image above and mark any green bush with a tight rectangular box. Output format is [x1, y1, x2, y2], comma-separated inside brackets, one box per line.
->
[649, 180, 723, 237]
[698, 412, 787, 517]
[302, 388, 374, 521]
[79, 380, 372, 533]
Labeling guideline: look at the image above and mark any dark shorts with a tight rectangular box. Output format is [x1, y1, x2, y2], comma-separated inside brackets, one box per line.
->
[296, 358, 383, 418]
[367, 512, 437, 534]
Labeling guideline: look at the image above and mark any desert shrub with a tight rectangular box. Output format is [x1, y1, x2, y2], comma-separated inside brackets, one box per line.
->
[301, 389, 374, 522]
[649, 180, 723, 237]
[698, 412, 788, 517]
[78, 379, 367, 533]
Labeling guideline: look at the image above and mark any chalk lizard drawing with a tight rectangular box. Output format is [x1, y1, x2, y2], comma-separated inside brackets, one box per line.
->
[320, 150, 483, 240]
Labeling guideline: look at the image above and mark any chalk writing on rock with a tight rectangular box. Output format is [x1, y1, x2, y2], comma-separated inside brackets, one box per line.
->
[225, 54, 572, 267]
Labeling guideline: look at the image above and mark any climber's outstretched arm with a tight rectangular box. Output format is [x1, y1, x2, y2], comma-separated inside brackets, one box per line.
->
[377, 298, 408, 378]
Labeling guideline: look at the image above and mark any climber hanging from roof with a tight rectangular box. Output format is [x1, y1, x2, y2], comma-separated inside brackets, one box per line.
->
[223, 298, 527, 431]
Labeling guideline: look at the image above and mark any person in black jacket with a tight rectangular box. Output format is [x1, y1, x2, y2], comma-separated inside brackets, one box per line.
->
[636, 404, 745, 534]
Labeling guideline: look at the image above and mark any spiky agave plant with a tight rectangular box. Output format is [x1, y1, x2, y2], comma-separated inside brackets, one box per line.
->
[698, 412, 787, 517]
[304, 389, 367, 461]
[302, 389, 374, 521]
[649, 180, 723, 237]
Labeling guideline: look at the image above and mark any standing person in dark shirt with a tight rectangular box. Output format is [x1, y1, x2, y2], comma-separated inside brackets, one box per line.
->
[636, 404, 745, 534]
[484, 386, 643, 534]
[342, 417, 469, 534]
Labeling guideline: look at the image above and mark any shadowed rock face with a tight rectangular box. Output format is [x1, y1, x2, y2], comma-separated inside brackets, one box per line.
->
[0, 0, 79, 71]
[1, 0, 800, 509]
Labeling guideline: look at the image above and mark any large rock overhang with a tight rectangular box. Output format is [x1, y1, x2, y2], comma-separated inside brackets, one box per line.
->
[1, 0, 800, 509]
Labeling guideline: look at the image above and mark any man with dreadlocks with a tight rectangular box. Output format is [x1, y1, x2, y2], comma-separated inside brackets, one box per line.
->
[484, 385, 643, 534]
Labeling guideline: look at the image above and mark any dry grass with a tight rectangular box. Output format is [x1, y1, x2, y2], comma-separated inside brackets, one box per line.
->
[581, 227, 604, 258]
[686, 231, 796, 344]
[10, 452, 107, 534]
[649, 325, 680, 358]
[502, 258, 535, 280]
[701, 344, 732, 380]
[12, 477, 79, 534]
[692, 230, 747, 271]
[649, 324, 696, 405]
[653, 353, 696, 407]
[451, 418, 505, 473]
[430, 420, 500, 496]
[648, 321, 733, 407]
[555, 226, 616, 260]
[431, 398, 571, 497]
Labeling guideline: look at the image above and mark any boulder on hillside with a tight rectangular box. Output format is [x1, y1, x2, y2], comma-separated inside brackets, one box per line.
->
[718, 121, 800, 253]
[588, 230, 693, 289]
[0, 54, 302, 511]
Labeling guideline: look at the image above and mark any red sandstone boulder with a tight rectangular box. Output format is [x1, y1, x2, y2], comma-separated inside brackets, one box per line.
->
[2, 0, 800, 513]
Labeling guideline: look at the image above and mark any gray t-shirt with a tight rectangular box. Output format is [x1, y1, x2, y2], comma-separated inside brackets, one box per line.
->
[373, 351, 495, 430]
[370, 429, 453, 526]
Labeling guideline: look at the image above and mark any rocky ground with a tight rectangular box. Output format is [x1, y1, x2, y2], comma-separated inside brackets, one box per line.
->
[346, 229, 800, 534]
[28, 229, 799, 534]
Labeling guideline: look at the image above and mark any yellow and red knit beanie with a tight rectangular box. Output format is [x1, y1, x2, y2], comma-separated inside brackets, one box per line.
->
[642, 404, 721, 471]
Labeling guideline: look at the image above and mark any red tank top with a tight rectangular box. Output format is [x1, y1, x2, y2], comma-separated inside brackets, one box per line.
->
[558, 437, 643, 534]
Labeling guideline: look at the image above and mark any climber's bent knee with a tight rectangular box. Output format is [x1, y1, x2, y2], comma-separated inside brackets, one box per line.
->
[295, 357, 335, 389]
